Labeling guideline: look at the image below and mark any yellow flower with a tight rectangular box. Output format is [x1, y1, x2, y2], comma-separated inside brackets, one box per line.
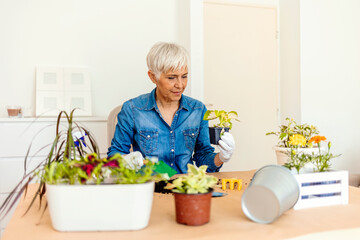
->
[289, 134, 306, 147]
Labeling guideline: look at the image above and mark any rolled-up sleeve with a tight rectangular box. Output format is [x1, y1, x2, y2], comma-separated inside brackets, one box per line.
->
[192, 107, 222, 172]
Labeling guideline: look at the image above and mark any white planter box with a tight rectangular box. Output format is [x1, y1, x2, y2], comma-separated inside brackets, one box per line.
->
[46, 182, 154, 231]
[293, 170, 348, 210]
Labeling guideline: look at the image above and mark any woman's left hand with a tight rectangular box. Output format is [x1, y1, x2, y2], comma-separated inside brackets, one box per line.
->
[218, 132, 235, 163]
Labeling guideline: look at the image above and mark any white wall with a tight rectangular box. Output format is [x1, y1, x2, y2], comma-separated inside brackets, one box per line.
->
[211, 0, 278, 6]
[279, 0, 301, 123]
[280, 0, 360, 173]
[0, 0, 190, 117]
[300, 0, 360, 173]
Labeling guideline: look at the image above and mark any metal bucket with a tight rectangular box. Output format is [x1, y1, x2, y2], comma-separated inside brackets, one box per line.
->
[241, 165, 299, 224]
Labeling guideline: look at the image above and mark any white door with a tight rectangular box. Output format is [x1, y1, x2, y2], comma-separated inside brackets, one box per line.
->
[204, 1, 279, 170]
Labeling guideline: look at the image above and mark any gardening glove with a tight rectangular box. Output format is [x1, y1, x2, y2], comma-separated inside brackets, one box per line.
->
[123, 151, 144, 170]
[218, 132, 235, 163]
[148, 157, 159, 163]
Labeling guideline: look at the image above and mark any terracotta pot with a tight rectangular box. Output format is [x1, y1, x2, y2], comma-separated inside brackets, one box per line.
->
[209, 127, 229, 145]
[173, 190, 213, 226]
[6, 106, 22, 118]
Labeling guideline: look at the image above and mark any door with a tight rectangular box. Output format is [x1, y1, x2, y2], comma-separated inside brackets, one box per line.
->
[204, 1, 278, 170]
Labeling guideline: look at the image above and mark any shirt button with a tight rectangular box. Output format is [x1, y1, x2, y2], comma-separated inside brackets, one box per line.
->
[170, 131, 173, 134]
[171, 163, 174, 166]
[192, 133, 194, 136]
[147, 135, 150, 139]
[171, 149, 174, 152]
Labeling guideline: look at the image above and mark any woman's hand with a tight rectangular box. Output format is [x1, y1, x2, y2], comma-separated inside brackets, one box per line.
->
[218, 132, 235, 163]
[123, 151, 144, 170]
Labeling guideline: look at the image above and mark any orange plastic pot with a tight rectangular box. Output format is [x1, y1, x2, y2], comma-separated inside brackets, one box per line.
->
[173, 190, 213, 226]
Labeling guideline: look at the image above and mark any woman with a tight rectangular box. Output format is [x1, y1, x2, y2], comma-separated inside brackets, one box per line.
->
[107, 42, 235, 173]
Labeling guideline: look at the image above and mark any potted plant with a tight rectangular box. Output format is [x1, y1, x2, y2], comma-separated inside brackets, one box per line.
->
[203, 110, 240, 144]
[0, 109, 163, 231]
[284, 136, 340, 174]
[266, 117, 320, 165]
[267, 119, 347, 209]
[165, 164, 218, 226]
[282, 136, 347, 210]
[43, 153, 161, 231]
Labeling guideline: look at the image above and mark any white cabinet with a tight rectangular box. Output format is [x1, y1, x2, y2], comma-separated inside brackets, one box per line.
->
[0, 117, 107, 238]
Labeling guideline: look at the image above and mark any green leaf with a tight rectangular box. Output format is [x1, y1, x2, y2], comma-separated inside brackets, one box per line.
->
[188, 164, 199, 175]
[279, 133, 287, 140]
[203, 110, 217, 120]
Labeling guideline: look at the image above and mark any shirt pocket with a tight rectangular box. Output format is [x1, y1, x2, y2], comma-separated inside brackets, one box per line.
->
[139, 130, 158, 155]
[183, 128, 199, 152]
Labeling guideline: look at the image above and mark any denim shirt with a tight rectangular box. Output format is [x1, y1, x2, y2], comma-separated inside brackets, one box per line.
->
[107, 88, 221, 173]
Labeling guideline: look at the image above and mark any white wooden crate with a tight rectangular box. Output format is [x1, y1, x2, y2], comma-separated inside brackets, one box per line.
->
[293, 170, 348, 210]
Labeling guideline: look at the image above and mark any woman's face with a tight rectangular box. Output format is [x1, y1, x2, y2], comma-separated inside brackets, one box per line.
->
[149, 67, 188, 103]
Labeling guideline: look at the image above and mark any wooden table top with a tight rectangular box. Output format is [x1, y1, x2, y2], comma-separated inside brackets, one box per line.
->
[3, 170, 360, 240]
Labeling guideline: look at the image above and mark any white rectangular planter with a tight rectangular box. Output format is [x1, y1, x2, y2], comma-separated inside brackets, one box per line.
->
[46, 182, 154, 231]
[293, 170, 348, 210]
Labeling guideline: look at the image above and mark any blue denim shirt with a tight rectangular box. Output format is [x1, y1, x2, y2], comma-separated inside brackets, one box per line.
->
[107, 88, 221, 173]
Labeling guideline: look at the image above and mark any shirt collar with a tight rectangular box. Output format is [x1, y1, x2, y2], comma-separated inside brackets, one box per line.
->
[147, 88, 190, 111]
[179, 95, 190, 111]
[146, 88, 157, 110]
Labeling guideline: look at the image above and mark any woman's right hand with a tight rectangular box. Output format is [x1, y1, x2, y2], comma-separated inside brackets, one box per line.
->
[123, 151, 144, 170]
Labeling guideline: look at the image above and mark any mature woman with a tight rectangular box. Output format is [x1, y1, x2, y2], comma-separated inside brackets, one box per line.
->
[107, 42, 235, 173]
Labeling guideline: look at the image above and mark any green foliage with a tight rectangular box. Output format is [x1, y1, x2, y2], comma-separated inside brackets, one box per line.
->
[165, 164, 218, 194]
[266, 117, 319, 148]
[203, 110, 240, 130]
[41, 153, 162, 185]
[284, 142, 341, 173]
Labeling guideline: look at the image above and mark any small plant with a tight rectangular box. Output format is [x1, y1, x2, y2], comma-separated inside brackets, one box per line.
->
[203, 110, 240, 130]
[266, 117, 319, 148]
[284, 136, 341, 173]
[165, 164, 218, 194]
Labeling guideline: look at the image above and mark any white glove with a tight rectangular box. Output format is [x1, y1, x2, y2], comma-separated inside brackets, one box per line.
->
[123, 151, 144, 170]
[218, 132, 235, 163]
[148, 157, 159, 163]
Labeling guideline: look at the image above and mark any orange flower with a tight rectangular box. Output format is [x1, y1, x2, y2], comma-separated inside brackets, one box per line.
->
[309, 136, 327, 144]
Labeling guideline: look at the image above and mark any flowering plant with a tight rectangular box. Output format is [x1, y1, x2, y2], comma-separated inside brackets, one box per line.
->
[42, 153, 162, 185]
[266, 117, 319, 148]
[284, 136, 341, 173]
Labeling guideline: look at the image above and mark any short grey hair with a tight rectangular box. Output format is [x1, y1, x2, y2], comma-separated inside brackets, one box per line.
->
[146, 42, 189, 80]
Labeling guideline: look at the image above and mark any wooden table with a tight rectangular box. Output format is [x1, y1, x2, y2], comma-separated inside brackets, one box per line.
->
[3, 171, 360, 240]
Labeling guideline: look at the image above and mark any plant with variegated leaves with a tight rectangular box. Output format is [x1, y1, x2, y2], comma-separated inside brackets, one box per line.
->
[165, 164, 218, 194]
[266, 117, 319, 148]
[203, 110, 240, 130]
[41, 153, 161, 185]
